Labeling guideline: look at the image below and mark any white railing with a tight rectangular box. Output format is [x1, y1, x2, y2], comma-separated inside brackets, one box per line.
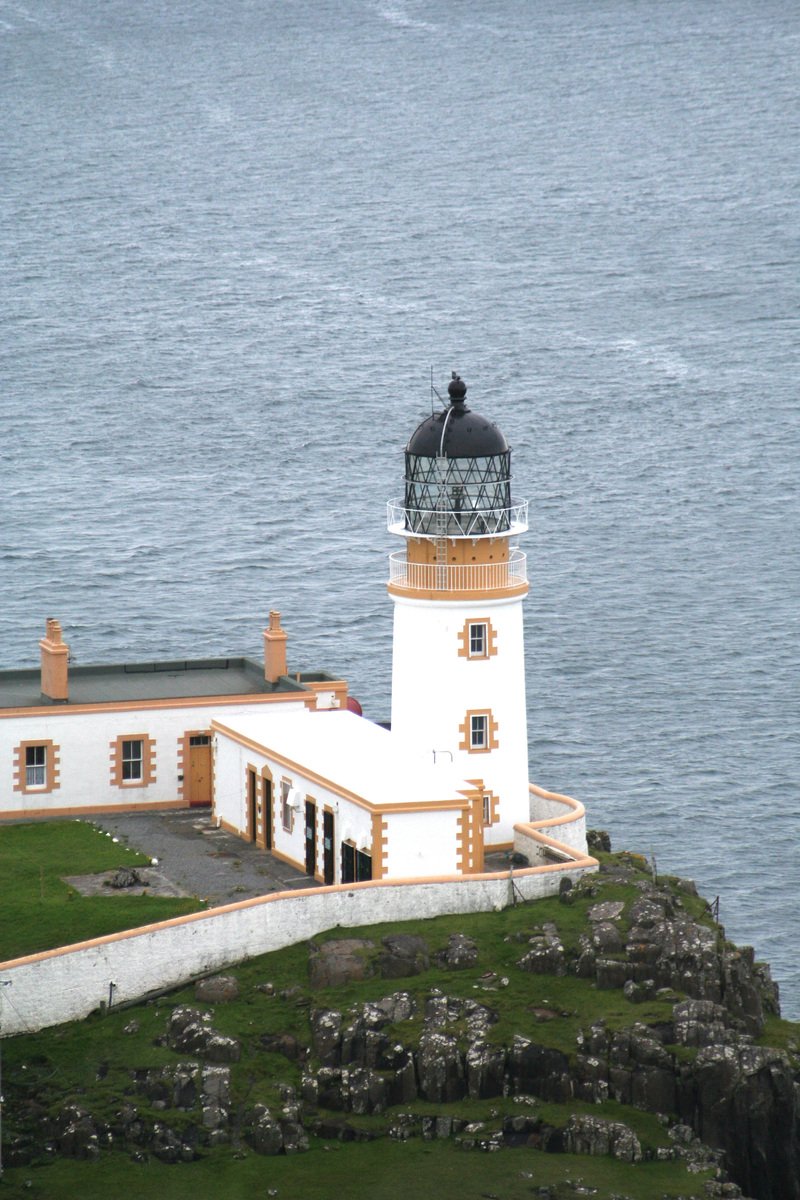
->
[388, 549, 528, 593]
[387, 499, 529, 540]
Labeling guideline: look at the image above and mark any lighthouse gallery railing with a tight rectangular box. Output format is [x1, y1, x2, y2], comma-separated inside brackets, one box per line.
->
[388, 548, 528, 593]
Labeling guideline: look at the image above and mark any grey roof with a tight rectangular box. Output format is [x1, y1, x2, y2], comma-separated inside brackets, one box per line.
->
[0, 657, 330, 710]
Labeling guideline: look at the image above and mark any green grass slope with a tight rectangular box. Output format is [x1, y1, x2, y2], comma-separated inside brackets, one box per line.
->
[0, 821, 204, 962]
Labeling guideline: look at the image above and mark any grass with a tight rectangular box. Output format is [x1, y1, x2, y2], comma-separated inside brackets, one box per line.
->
[0, 821, 204, 963]
[2, 875, 700, 1197]
[0, 1136, 714, 1200]
[2, 841, 794, 1200]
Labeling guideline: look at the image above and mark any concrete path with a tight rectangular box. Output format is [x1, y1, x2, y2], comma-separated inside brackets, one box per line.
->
[93, 809, 317, 908]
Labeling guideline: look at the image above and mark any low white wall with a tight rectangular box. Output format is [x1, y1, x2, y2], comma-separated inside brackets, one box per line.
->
[0, 854, 597, 1037]
[514, 783, 588, 864]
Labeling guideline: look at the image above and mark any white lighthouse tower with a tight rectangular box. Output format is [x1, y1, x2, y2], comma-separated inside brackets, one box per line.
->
[387, 373, 531, 857]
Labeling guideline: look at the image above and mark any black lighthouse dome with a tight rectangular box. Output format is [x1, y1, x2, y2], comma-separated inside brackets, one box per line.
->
[403, 374, 513, 537]
[406, 374, 510, 459]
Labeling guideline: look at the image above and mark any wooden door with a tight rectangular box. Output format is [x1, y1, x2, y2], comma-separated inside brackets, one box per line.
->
[187, 735, 212, 807]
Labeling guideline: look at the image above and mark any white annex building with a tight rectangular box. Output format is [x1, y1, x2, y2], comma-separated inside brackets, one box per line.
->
[0, 377, 589, 884]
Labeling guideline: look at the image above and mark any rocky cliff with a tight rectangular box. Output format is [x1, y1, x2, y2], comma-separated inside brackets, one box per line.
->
[4, 846, 798, 1200]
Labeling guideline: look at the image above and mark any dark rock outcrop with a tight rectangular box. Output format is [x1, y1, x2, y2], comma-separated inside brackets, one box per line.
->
[561, 1114, 642, 1162]
[436, 933, 479, 970]
[308, 938, 376, 988]
[7, 861, 795, 1199]
[195, 974, 239, 1003]
[164, 1006, 240, 1062]
[377, 934, 430, 978]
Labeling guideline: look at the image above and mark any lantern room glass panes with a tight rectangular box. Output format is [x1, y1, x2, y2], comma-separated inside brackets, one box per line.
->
[403, 452, 512, 535]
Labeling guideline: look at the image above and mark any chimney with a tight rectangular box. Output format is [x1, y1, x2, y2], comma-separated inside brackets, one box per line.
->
[263, 610, 288, 684]
[40, 618, 70, 702]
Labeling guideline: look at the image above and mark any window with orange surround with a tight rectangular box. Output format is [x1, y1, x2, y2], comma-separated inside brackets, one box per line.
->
[110, 734, 156, 788]
[280, 778, 294, 832]
[459, 709, 499, 753]
[482, 790, 500, 825]
[457, 617, 497, 659]
[13, 740, 60, 794]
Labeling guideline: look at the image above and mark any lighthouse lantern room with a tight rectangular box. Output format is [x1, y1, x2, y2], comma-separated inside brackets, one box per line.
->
[387, 374, 532, 854]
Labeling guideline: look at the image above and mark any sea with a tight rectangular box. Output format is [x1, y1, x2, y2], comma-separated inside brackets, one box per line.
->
[1, 0, 798, 1018]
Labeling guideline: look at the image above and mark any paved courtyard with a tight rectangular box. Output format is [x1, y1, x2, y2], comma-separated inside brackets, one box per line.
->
[93, 808, 317, 907]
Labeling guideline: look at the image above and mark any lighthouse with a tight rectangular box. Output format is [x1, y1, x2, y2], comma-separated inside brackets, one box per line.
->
[387, 374, 531, 856]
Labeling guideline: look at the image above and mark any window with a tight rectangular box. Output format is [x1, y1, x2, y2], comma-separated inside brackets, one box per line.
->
[457, 617, 496, 659]
[25, 744, 47, 788]
[471, 714, 488, 749]
[110, 734, 156, 788]
[13, 740, 60, 794]
[469, 622, 487, 658]
[281, 779, 293, 831]
[459, 709, 498, 754]
[481, 791, 499, 826]
[121, 739, 143, 781]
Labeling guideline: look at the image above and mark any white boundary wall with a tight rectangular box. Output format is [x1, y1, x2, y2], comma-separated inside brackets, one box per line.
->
[0, 854, 596, 1037]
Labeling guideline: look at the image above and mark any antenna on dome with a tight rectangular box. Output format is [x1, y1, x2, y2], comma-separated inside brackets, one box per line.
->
[430, 368, 445, 411]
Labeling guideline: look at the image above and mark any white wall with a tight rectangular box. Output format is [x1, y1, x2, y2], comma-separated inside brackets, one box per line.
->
[383, 808, 459, 878]
[214, 731, 374, 881]
[0, 854, 598, 1037]
[390, 594, 530, 845]
[0, 700, 299, 816]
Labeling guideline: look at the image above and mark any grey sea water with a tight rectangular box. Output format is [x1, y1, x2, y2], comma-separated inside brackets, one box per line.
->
[1, 0, 798, 1016]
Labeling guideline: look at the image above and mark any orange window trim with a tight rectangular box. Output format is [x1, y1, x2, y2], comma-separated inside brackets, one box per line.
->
[458, 709, 499, 754]
[13, 739, 60, 794]
[456, 617, 498, 660]
[110, 733, 156, 789]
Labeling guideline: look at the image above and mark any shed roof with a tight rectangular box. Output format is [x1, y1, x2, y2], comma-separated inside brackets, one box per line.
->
[213, 709, 473, 808]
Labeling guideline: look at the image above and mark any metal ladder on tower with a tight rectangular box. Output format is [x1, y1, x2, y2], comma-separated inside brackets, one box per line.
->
[434, 454, 449, 591]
